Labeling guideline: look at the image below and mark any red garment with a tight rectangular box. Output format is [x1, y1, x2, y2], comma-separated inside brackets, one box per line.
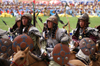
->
[7, 10, 9, 13]
[0, 11, 3, 14]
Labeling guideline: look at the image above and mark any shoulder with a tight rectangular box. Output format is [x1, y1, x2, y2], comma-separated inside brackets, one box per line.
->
[57, 28, 67, 34]
[0, 29, 6, 33]
[0, 29, 8, 39]
[87, 27, 98, 32]
[28, 26, 41, 37]
[29, 26, 39, 32]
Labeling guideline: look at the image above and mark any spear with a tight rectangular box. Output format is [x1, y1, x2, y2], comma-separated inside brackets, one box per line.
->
[64, 2, 70, 36]
[55, 12, 69, 29]
[1, 19, 10, 28]
[33, 0, 36, 27]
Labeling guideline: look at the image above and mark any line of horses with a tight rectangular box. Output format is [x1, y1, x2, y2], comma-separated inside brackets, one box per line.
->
[0, 44, 100, 66]
[0, 25, 100, 66]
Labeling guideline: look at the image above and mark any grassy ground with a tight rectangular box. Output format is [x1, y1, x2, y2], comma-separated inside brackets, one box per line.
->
[0, 16, 100, 32]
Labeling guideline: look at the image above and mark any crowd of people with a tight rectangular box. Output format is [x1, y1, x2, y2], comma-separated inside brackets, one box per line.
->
[0, 1, 100, 17]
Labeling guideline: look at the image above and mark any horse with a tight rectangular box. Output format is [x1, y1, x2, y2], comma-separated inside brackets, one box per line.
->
[10, 46, 48, 66]
[65, 53, 100, 66]
[67, 59, 86, 66]
[0, 58, 11, 66]
[89, 53, 100, 66]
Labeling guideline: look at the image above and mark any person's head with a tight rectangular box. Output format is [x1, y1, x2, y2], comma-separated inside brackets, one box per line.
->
[47, 15, 58, 29]
[47, 21, 53, 29]
[15, 15, 21, 28]
[16, 20, 21, 28]
[19, 13, 32, 34]
[22, 16, 28, 26]
[12, 15, 21, 30]
[79, 20, 85, 28]
[77, 13, 90, 28]
[21, 13, 32, 27]
[45, 15, 58, 39]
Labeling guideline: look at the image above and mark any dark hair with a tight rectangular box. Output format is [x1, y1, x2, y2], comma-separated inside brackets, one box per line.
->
[76, 19, 90, 28]
[74, 19, 90, 37]
[10, 20, 21, 32]
[45, 22, 58, 39]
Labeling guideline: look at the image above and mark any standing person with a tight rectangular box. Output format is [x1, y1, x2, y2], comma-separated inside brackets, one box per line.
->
[41, 15, 70, 66]
[19, 13, 41, 57]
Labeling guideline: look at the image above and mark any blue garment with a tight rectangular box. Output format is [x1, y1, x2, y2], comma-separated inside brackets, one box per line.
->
[50, 10, 55, 16]
[69, 10, 72, 15]
[97, 10, 100, 17]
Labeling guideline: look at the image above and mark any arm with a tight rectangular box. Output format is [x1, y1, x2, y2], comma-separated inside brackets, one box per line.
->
[40, 36, 47, 55]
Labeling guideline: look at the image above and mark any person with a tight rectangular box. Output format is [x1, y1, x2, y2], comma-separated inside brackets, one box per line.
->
[9, 15, 21, 37]
[43, 7, 50, 16]
[72, 13, 100, 49]
[40, 15, 70, 66]
[19, 13, 41, 57]
[71, 13, 100, 65]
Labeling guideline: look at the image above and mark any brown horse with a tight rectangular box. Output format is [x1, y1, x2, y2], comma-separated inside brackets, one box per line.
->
[66, 53, 100, 66]
[67, 59, 86, 66]
[10, 46, 48, 66]
[89, 53, 100, 66]
[69, 51, 76, 60]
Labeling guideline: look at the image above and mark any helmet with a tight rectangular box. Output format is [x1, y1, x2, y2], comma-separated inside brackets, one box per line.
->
[76, 13, 90, 28]
[21, 13, 32, 21]
[15, 15, 21, 23]
[78, 13, 89, 22]
[47, 15, 58, 24]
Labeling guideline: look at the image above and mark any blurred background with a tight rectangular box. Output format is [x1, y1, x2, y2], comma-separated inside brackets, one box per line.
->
[0, 0, 100, 17]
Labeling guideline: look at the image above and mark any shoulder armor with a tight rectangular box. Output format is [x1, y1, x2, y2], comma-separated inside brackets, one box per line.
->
[28, 26, 41, 37]
[57, 28, 67, 34]
[87, 27, 98, 32]
[0, 29, 8, 39]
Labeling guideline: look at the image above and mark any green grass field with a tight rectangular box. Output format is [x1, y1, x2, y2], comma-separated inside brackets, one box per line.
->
[0, 16, 100, 32]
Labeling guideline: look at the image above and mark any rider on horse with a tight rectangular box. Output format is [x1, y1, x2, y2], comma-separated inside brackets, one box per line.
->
[9, 15, 21, 38]
[19, 13, 41, 57]
[72, 13, 100, 51]
[72, 13, 100, 65]
[40, 15, 70, 66]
